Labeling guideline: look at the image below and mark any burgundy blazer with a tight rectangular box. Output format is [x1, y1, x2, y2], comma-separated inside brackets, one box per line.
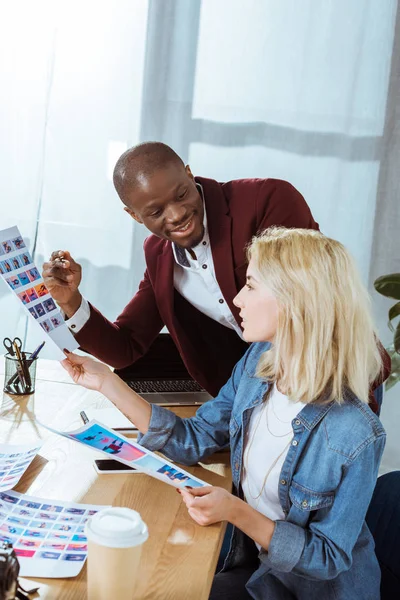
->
[76, 176, 388, 412]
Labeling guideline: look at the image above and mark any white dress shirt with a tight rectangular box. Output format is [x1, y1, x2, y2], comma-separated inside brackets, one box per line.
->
[66, 187, 243, 338]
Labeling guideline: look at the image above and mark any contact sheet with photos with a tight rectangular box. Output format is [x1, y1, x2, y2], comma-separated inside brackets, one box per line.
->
[0, 225, 78, 353]
[42, 419, 208, 489]
[0, 490, 110, 578]
[0, 442, 42, 492]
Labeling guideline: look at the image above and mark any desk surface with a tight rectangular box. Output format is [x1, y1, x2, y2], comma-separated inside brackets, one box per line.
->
[0, 358, 231, 600]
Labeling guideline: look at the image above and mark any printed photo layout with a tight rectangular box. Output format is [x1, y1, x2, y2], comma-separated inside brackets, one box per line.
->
[0, 492, 102, 564]
[68, 422, 205, 489]
[0, 444, 41, 492]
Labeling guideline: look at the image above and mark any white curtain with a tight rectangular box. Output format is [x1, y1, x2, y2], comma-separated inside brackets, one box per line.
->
[1, 0, 399, 468]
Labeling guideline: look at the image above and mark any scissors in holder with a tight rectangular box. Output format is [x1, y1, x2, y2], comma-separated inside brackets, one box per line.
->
[3, 337, 22, 357]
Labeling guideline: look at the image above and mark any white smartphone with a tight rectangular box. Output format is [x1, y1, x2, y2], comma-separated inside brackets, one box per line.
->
[93, 459, 140, 474]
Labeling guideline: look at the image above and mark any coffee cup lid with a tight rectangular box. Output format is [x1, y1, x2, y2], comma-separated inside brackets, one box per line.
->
[85, 507, 148, 548]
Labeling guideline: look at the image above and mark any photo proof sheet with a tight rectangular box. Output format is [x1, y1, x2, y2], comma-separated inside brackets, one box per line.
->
[0, 490, 110, 578]
[0, 225, 78, 353]
[0, 442, 42, 492]
[42, 419, 208, 489]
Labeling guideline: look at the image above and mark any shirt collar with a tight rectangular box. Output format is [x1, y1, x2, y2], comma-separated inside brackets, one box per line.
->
[172, 183, 208, 268]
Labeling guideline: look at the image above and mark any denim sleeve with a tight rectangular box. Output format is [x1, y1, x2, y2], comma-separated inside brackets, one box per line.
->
[263, 434, 386, 580]
[137, 347, 251, 465]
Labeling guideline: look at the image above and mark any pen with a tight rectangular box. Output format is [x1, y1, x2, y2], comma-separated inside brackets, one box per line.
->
[80, 411, 89, 425]
[6, 341, 45, 388]
[13, 342, 27, 390]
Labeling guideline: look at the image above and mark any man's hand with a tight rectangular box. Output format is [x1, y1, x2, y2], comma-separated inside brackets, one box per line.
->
[42, 250, 82, 316]
[179, 486, 238, 526]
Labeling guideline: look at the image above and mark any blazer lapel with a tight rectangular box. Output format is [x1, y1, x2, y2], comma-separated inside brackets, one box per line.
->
[154, 242, 175, 325]
[198, 177, 242, 327]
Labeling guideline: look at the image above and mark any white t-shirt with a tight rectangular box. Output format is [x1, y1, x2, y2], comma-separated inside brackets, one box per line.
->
[242, 383, 305, 547]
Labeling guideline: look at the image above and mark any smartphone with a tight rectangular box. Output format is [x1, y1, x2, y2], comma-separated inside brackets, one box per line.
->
[93, 459, 139, 474]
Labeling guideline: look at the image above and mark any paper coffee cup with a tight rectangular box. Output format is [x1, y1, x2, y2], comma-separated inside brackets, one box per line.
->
[85, 507, 148, 600]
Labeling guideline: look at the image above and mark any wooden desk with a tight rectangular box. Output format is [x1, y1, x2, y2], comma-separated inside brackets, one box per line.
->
[0, 358, 231, 599]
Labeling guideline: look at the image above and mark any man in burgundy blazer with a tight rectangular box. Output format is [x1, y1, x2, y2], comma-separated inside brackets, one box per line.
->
[43, 143, 388, 412]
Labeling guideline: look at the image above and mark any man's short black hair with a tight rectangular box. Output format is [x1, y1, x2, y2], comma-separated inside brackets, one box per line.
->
[113, 142, 185, 203]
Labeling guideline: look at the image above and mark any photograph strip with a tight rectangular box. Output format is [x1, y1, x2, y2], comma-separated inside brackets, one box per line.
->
[40, 419, 207, 489]
[0, 442, 42, 492]
[0, 225, 78, 353]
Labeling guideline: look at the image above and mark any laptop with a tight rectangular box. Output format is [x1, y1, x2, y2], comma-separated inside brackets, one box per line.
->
[114, 333, 211, 406]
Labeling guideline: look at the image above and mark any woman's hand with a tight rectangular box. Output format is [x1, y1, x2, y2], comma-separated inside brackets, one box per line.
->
[179, 486, 238, 526]
[61, 351, 114, 393]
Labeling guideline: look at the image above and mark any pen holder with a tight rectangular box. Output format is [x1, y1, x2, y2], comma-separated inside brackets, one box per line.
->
[3, 352, 37, 396]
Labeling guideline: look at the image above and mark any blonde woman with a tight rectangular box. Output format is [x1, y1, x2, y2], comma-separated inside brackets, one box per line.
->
[62, 228, 385, 600]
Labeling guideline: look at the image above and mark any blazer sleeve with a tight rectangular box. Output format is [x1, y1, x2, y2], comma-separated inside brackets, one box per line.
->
[75, 268, 164, 369]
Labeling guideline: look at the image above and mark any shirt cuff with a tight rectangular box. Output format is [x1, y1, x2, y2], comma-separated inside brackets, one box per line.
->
[61, 297, 91, 333]
[137, 404, 178, 451]
[260, 520, 305, 572]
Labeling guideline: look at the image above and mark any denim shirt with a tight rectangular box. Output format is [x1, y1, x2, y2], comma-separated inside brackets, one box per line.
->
[138, 342, 386, 600]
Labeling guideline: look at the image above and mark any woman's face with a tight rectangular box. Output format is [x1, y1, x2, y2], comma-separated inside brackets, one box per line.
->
[233, 259, 279, 343]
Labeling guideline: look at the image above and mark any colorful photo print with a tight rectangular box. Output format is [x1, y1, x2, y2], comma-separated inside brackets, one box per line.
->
[0, 523, 24, 535]
[34, 283, 48, 297]
[87, 509, 98, 516]
[11, 256, 22, 270]
[1, 240, 13, 254]
[1, 260, 13, 273]
[7, 516, 30, 526]
[53, 523, 76, 533]
[19, 499, 41, 509]
[29, 520, 54, 530]
[5, 275, 21, 290]
[76, 526, 85, 533]
[36, 511, 58, 521]
[19, 252, 32, 267]
[0, 534, 17, 545]
[71, 534, 87, 542]
[26, 287, 38, 302]
[17, 291, 30, 305]
[0, 244, 4, 256]
[67, 542, 87, 552]
[9, 467, 24, 475]
[50, 315, 63, 328]
[43, 298, 57, 313]
[135, 454, 165, 472]
[40, 319, 53, 333]
[22, 529, 47, 539]
[14, 549, 35, 558]
[70, 425, 146, 461]
[17, 272, 30, 286]
[11, 237, 26, 251]
[37, 551, 61, 560]
[17, 538, 42, 548]
[41, 504, 63, 513]
[156, 464, 203, 487]
[34, 303, 46, 317]
[41, 542, 66, 551]
[28, 306, 38, 319]
[0, 493, 19, 504]
[61, 553, 85, 562]
[51, 532, 69, 540]
[13, 507, 35, 517]
[27, 267, 40, 282]
[0, 263, 3, 274]
[58, 515, 81, 523]
[64, 507, 85, 515]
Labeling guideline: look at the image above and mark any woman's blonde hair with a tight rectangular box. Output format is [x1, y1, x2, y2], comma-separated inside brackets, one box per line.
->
[248, 227, 382, 404]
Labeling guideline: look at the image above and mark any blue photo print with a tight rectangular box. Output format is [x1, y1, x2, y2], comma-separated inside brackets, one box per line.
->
[28, 307, 38, 319]
[18, 272, 30, 286]
[11, 256, 22, 270]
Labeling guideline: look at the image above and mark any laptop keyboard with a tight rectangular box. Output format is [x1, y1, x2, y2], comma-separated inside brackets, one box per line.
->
[126, 379, 204, 393]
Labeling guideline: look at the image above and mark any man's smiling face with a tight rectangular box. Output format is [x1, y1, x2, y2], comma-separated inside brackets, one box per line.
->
[123, 163, 205, 249]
